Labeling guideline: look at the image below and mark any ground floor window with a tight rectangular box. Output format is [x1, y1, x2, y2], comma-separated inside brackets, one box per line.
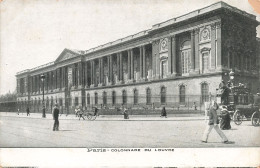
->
[95, 92, 98, 105]
[201, 83, 209, 103]
[180, 85, 185, 104]
[161, 86, 166, 104]
[122, 90, 127, 105]
[75, 97, 78, 107]
[87, 93, 90, 105]
[103, 92, 107, 105]
[133, 89, 138, 105]
[112, 91, 116, 105]
[146, 88, 151, 104]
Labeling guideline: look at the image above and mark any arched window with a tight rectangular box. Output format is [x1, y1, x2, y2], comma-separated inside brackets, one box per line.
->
[146, 88, 151, 105]
[161, 86, 166, 104]
[201, 83, 209, 103]
[180, 85, 185, 104]
[103, 91, 107, 105]
[122, 90, 127, 105]
[133, 89, 138, 105]
[180, 40, 191, 75]
[94, 92, 98, 105]
[112, 91, 116, 105]
[87, 93, 90, 105]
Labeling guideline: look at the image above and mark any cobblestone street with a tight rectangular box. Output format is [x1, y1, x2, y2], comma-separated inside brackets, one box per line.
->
[0, 112, 259, 148]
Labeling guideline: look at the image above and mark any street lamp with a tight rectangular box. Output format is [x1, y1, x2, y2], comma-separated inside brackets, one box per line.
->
[40, 74, 46, 118]
[229, 70, 235, 87]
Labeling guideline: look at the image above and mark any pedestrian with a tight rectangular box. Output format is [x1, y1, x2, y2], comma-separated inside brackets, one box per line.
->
[26, 107, 30, 116]
[93, 107, 99, 116]
[219, 106, 231, 130]
[78, 108, 85, 120]
[17, 108, 20, 115]
[160, 106, 167, 118]
[201, 99, 229, 144]
[193, 102, 197, 110]
[52, 103, 59, 131]
[75, 107, 80, 117]
[123, 107, 129, 119]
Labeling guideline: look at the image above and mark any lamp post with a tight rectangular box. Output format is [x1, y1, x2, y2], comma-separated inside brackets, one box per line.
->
[40, 74, 46, 118]
[229, 70, 235, 87]
[228, 70, 235, 104]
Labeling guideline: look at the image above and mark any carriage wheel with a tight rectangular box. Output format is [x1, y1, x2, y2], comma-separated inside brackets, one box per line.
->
[251, 111, 260, 126]
[233, 110, 243, 125]
[90, 115, 97, 121]
[86, 113, 93, 120]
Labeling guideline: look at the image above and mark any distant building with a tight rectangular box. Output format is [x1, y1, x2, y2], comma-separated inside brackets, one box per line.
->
[16, 2, 260, 113]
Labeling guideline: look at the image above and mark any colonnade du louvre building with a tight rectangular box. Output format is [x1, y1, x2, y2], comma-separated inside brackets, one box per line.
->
[16, 2, 260, 114]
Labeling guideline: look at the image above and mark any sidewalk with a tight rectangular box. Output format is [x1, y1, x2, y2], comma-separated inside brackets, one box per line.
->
[0, 112, 204, 121]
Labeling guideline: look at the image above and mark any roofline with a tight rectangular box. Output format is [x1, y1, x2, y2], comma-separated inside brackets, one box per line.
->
[16, 1, 259, 76]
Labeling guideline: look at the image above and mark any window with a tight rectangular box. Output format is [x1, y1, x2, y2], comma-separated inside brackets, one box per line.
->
[75, 97, 78, 106]
[122, 90, 127, 105]
[180, 85, 185, 104]
[161, 60, 167, 78]
[103, 92, 107, 105]
[94, 92, 98, 105]
[87, 93, 90, 105]
[146, 88, 151, 104]
[202, 52, 209, 73]
[180, 40, 191, 75]
[112, 91, 116, 105]
[59, 98, 63, 107]
[201, 83, 209, 103]
[133, 89, 138, 105]
[161, 86, 166, 104]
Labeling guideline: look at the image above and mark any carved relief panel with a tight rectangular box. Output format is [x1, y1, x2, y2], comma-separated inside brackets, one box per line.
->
[200, 26, 211, 42]
[160, 38, 168, 53]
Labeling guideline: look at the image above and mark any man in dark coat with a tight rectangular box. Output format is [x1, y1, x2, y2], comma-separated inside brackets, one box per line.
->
[52, 103, 59, 131]
[160, 106, 167, 118]
[26, 107, 30, 116]
[220, 107, 231, 130]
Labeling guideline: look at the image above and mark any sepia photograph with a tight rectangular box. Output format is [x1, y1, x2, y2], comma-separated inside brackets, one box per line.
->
[0, 0, 260, 166]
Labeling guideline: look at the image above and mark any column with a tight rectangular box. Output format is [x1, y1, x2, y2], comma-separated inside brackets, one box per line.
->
[171, 35, 177, 76]
[117, 53, 120, 82]
[194, 28, 200, 73]
[110, 55, 113, 83]
[119, 52, 123, 82]
[78, 62, 83, 87]
[211, 23, 216, 69]
[50, 71, 53, 91]
[130, 49, 134, 80]
[84, 62, 88, 87]
[142, 45, 146, 80]
[168, 37, 172, 76]
[53, 70, 57, 90]
[190, 30, 195, 72]
[57, 69, 59, 89]
[139, 46, 143, 79]
[107, 56, 110, 84]
[127, 50, 131, 80]
[216, 22, 222, 69]
[99, 58, 104, 85]
[91, 61, 94, 86]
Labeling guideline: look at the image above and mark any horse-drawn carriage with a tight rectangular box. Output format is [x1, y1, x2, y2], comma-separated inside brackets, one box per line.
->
[216, 83, 260, 126]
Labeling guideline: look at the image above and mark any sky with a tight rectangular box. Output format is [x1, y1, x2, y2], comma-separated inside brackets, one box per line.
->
[0, 0, 259, 95]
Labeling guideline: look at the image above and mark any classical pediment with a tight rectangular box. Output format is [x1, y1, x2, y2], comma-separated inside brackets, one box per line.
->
[55, 48, 83, 63]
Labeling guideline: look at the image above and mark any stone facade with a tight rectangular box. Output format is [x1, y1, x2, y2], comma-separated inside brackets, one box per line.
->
[16, 2, 260, 113]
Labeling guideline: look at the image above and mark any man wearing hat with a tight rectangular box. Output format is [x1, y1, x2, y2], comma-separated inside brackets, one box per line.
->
[201, 96, 229, 143]
[52, 103, 60, 131]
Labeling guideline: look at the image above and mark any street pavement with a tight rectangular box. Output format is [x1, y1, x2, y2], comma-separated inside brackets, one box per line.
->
[0, 112, 259, 148]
